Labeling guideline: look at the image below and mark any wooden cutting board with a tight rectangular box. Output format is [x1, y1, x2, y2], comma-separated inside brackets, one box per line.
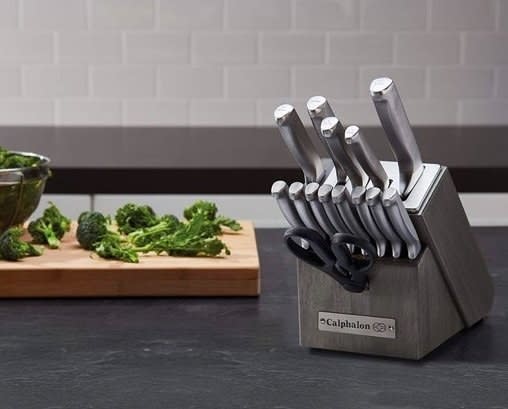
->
[0, 221, 260, 298]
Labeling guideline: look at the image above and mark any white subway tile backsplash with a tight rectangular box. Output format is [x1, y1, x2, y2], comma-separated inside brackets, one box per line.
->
[294, 0, 358, 30]
[464, 33, 508, 65]
[159, 0, 223, 29]
[255, 98, 310, 127]
[396, 33, 460, 65]
[227, 66, 289, 98]
[159, 66, 223, 98]
[91, 0, 154, 29]
[56, 100, 122, 125]
[402, 99, 458, 125]
[329, 33, 393, 65]
[192, 32, 257, 65]
[328, 99, 379, 125]
[0, 31, 53, 63]
[497, 68, 508, 97]
[0, 0, 18, 28]
[22, 0, 86, 29]
[261, 33, 325, 64]
[31, 195, 91, 221]
[431, 0, 496, 31]
[359, 67, 425, 98]
[293, 66, 357, 98]
[58, 32, 122, 63]
[125, 33, 189, 63]
[0, 66, 20, 96]
[500, 1, 508, 31]
[460, 100, 508, 125]
[226, 0, 290, 30]
[0, 100, 54, 124]
[429, 68, 494, 99]
[92, 66, 155, 98]
[190, 99, 256, 126]
[23, 65, 88, 98]
[123, 100, 188, 125]
[361, 0, 426, 31]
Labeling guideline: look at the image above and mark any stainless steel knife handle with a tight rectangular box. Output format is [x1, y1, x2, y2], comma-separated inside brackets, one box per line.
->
[331, 184, 370, 241]
[271, 180, 305, 227]
[366, 187, 402, 258]
[288, 181, 326, 236]
[382, 186, 422, 260]
[274, 104, 324, 183]
[345, 125, 389, 190]
[317, 184, 350, 233]
[305, 182, 337, 237]
[306, 96, 347, 185]
[352, 186, 387, 257]
[321, 116, 369, 188]
[370, 77, 424, 196]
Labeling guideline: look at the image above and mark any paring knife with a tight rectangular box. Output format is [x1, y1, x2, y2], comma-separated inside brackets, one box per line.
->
[345, 125, 402, 258]
[370, 77, 424, 197]
[382, 186, 422, 260]
[306, 96, 347, 185]
[321, 116, 368, 188]
[289, 182, 326, 237]
[331, 184, 370, 242]
[274, 104, 326, 183]
[271, 180, 305, 228]
[317, 184, 350, 233]
[305, 183, 337, 237]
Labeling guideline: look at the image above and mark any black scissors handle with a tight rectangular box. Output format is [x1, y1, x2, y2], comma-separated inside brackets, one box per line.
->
[284, 227, 376, 293]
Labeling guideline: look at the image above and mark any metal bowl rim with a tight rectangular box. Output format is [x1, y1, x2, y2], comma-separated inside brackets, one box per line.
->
[0, 151, 51, 174]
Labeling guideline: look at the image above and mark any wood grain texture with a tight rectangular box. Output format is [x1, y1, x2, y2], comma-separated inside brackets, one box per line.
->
[0, 221, 260, 297]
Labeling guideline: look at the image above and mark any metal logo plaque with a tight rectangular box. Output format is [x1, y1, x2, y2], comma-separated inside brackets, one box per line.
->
[318, 312, 396, 339]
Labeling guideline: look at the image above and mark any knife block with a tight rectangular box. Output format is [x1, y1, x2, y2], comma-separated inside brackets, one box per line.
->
[297, 166, 493, 360]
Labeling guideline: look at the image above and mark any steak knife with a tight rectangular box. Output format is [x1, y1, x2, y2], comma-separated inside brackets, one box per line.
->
[331, 184, 370, 242]
[289, 181, 326, 237]
[305, 182, 337, 237]
[271, 180, 304, 227]
[370, 77, 424, 197]
[317, 184, 350, 233]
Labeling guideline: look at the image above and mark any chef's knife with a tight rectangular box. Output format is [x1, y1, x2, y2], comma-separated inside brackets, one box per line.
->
[321, 117, 368, 187]
[331, 184, 370, 241]
[382, 186, 422, 260]
[366, 187, 402, 258]
[306, 96, 347, 185]
[317, 184, 350, 233]
[289, 182, 326, 237]
[370, 77, 424, 196]
[274, 104, 326, 183]
[305, 182, 338, 237]
[271, 180, 305, 227]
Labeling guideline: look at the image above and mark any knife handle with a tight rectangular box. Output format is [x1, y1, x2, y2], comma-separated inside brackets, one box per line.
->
[321, 116, 369, 188]
[305, 182, 338, 237]
[331, 184, 370, 241]
[274, 104, 324, 183]
[289, 182, 326, 237]
[370, 77, 423, 196]
[306, 96, 347, 184]
[271, 180, 305, 227]
[345, 125, 389, 190]
[317, 184, 350, 233]
[382, 186, 422, 260]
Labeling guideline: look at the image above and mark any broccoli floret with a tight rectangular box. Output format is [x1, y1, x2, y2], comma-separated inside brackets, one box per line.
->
[76, 211, 108, 250]
[128, 214, 181, 247]
[28, 219, 60, 249]
[115, 203, 158, 235]
[94, 234, 139, 263]
[42, 202, 71, 238]
[183, 200, 242, 233]
[0, 227, 42, 261]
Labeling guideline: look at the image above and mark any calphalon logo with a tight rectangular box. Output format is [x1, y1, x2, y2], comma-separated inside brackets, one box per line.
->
[318, 312, 396, 339]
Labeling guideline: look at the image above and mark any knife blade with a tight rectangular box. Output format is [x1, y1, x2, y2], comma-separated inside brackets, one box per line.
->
[317, 184, 350, 233]
[320, 116, 369, 187]
[288, 181, 326, 237]
[382, 186, 422, 260]
[366, 187, 402, 258]
[274, 104, 325, 183]
[331, 184, 370, 241]
[370, 77, 424, 196]
[305, 182, 338, 237]
[271, 180, 305, 228]
[344, 125, 389, 190]
[306, 96, 347, 185]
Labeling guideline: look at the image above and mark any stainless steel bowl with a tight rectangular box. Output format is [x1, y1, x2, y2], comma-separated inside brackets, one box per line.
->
[0, 151, 51, 234]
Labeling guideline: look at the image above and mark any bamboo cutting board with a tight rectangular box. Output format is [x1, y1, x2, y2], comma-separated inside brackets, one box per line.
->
[0, 221, 260, 298]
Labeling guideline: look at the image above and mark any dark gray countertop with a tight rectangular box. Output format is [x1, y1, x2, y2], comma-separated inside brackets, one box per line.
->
[1, 228, 507, 409]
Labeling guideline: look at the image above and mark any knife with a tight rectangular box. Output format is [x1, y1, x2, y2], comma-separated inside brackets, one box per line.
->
[370, 77, 424, 196]
[305, 182, 338, 237]
[288, 182, 326, 237]
[320, 116, 368, 188]
[274, 104, 326, 183]
[382, 186, 422, 260]
[331, 184, 370, 242]
[306, 96, 347, 185]
[271, 180, 305, 228]
[317, 184, 350, 233]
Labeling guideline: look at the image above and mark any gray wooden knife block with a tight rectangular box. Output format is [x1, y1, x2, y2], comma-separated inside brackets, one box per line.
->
[297, 166, 493, 360]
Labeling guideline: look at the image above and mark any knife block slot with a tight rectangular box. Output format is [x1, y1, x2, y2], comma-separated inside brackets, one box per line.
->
[296, 166, 493, 360]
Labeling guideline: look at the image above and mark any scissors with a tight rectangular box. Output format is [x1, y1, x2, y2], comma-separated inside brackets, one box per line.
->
[284, 227, 377, 293]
